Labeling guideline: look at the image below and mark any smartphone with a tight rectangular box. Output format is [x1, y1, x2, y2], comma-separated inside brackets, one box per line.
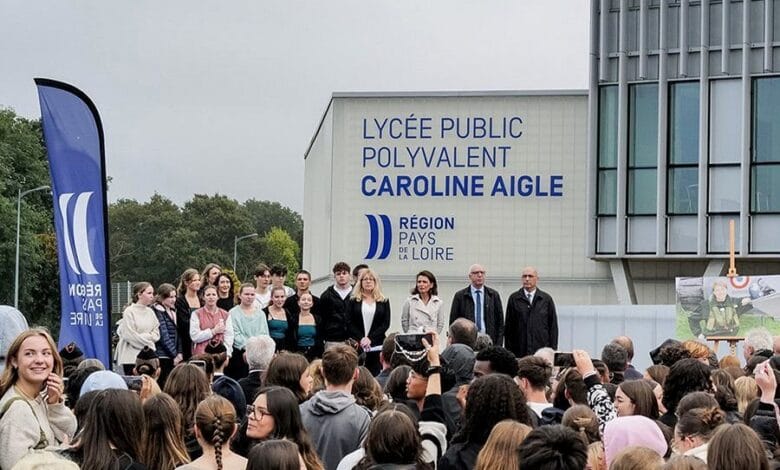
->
[553, 352, 574, 368]
[121, 375, 143, 392]
[190, 360, 207, 373]
[395, 333, 434, 352]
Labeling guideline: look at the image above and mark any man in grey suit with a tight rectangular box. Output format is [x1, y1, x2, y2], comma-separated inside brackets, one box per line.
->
[449, 263, 504, 346]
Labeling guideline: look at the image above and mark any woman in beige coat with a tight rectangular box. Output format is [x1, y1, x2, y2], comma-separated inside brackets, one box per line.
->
[116, 282, 160, 374]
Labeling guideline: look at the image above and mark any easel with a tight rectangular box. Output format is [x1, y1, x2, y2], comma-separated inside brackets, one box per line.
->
[706, 220, 744, 356]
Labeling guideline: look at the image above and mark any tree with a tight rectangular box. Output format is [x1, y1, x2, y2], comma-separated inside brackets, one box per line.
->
[261, 227, 301, 285]
[0, 108, 59, 334]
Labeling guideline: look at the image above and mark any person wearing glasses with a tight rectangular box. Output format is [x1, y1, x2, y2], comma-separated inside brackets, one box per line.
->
[505, 266, 558, 359]
[238, 386, 323, 469]
[449, 264, 504, 347]
[152, 283, 181, 387]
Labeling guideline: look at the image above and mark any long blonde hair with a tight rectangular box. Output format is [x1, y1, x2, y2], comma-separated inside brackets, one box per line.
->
[0, 328, 63, 397]
[351, 268, 386, 302]
[474, 420, 532, 470]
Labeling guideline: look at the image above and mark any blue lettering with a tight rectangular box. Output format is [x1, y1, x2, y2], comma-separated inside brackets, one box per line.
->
[361, 175, 376, 196]
[551, 175, 564, 196]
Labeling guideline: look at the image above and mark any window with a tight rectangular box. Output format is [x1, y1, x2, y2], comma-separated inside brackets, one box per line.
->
[667, 82, 699, 214]
[708, 79, 742, 253]
[627, 83, 658, 215]
[597, 86, 618, 216]
[751, 77, 780, 213]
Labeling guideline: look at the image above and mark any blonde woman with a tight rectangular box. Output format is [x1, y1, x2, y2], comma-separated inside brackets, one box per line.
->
[116, 282, 161, 374]
[474, 420, 532, 470]
[0, 329, 77, 469]
[347, 269, 390, 375]
[734, 375, 759, 414]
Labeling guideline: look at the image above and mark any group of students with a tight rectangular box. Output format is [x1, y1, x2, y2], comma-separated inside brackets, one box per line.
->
[114, 260, 441, 381]
[5, 261, 780, 469]
[5, 316, 780, 470]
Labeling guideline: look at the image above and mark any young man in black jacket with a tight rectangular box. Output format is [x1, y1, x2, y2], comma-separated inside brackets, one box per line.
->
[318, 261, 353, 348]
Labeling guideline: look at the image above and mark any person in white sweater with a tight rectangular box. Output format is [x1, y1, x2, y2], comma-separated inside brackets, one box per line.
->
[0, 329, 77, 470]
[115, 282, 160, 374]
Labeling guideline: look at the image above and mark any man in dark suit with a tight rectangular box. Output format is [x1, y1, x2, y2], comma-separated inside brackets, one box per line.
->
[505, 266, 558, 358]
[449, 263, 504, 346]
[238, 335, 276, 402]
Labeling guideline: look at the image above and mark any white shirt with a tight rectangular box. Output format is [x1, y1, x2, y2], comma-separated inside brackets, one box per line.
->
[362, 301, 376, 336]
[335, 284, 352, 300]
[524, 289, 537, 304]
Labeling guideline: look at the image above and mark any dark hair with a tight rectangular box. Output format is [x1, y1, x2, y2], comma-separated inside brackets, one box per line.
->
[253, 263, 270, 277]
[265, 352, 310, 402]
[561, 404, 600, 444]
[205, 341, 229, 370]
[295, 270, 311, 281]
[711, 368, 739, 414]
[321, 344, 358, 386]
[155, 283, 177, 304]
[659, 344, 692, 368]
[164, 364, 211, 439]
[552, 368, 587, 411]
[676, 392, 719, 418]
[189, 353, 215, 380]
[384, 365, 412, 402]
[141, 393, 189, 470]
[411, 270, 438, 296]
[677, 407, 724, 442]
[517, 356, 553, 390]
[79, 389, 145, 470]
[216, 273, 235, 301]
[517, 425, 588, 470]
[66, 365, 102, 410]
[662, 359, 712, 414]
[475, 346, 519, 377]
[332, 261, 351, 274]
[352, 366, 385, 411]
[448, 318, 478, 349]
[270, 264, 288, 277]
[352, 264, 369, 278]
[247, 439, 301, 470]
[380, 333, 397, 367]
[707, 423, 770, 470]
[455, 374, 532, 445]
[356, 408, 430, 470]
[195, 395, 237, 470]
[618, 380, 659, 420]
[601, 342, 628, 373]
[646, 364, 670, 385]
[244, 386, 322, 469]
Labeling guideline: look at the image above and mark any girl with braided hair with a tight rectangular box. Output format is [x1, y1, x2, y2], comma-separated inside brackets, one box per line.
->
[673, 406, 725, 464]
[177, 395, 247, 470]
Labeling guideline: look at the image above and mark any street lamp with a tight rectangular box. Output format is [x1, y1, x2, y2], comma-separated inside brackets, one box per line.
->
[15, 185, 50, 308]
[234, 233, 259, 271]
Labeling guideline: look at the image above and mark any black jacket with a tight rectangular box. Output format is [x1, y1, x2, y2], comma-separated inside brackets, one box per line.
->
[347, 298, 391, 347]
[283, 292, 321, 317]
[449, 286, 504, 346]
[318, 285, 351, 341]
[174, 296, 201, 360]
[238, 370, 264, 403]
[504, 288, 558, 358]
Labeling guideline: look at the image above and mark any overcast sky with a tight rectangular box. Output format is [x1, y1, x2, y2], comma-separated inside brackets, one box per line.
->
[0, 1, 589, 212]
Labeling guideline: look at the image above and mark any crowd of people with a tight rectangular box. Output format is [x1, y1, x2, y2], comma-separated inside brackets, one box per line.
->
[2, 260, 780, 469]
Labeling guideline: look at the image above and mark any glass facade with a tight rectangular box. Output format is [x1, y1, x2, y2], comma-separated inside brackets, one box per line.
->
[627, 84, 658, 215]
[751, 77, 780, 213]
[598, 86, 618, 216]
[667, 82, 699, 215]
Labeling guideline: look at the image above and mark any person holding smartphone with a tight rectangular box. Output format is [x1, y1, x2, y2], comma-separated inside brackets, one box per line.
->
[0, 329, 76, 470]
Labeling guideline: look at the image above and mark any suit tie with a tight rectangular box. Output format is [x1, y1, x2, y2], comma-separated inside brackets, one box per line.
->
[475, 290, 483, 332]
[527, 292, 533, 305]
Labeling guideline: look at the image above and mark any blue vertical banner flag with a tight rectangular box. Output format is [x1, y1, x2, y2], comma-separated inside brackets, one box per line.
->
[35, 79, 111, 367]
